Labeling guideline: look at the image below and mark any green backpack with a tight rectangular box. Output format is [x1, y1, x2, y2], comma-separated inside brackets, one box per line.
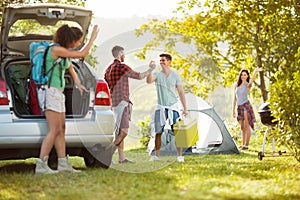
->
[8, 64, 31, 114]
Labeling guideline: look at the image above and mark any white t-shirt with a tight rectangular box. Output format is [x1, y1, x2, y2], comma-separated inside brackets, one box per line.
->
[153, 70, 182, 106]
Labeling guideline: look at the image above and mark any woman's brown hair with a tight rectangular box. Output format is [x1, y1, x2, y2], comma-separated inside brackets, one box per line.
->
[53, 24, 83, 48]
[237, 69, 250, 87]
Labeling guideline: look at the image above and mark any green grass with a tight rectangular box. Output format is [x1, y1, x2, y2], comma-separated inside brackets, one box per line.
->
[0, 136, 299, 200]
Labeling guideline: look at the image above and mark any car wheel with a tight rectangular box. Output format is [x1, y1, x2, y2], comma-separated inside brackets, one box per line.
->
[83, 147, 111, 169]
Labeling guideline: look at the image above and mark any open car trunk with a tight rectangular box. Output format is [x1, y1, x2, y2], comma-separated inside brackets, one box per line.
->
[1, 4, 96, 118]
[4, 58, 95, 118]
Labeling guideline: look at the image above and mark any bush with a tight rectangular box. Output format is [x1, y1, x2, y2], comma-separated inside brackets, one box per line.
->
[269, 48, 300, 161]
[136, 115, 151, 148]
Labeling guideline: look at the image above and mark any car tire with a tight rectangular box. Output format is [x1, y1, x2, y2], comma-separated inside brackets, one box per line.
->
[83, 147, 110, 169]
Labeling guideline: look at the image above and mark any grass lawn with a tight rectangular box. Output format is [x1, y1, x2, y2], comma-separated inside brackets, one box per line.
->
[0, 136, 299, 200]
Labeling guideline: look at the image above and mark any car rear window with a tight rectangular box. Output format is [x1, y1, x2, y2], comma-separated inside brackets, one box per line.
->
[9, 19, 81, 38]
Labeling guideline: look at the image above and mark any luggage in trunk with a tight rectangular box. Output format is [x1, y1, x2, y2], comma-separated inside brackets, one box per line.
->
[6, 62, 89, 118]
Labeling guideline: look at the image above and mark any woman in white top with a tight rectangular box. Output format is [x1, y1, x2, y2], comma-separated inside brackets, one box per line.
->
[233, 67, 263, 150]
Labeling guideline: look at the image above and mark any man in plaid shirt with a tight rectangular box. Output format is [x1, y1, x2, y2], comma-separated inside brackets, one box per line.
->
[104, 45, 155, 163]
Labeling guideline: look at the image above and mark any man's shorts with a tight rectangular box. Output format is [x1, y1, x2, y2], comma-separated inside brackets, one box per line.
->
[120, 105, 130, 129]
[45, 87, 65, 113]
[154, 109, 179, 134]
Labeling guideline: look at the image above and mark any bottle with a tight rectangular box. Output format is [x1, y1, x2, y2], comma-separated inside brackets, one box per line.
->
[150, 63, 156, 70]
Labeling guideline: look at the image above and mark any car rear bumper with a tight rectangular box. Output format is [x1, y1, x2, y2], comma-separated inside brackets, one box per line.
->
[0, 109, 114, 148]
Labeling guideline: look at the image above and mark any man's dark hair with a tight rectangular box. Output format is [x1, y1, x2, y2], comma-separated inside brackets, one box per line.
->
[112, 45, 124, 58]
[159, 53, 172, 61]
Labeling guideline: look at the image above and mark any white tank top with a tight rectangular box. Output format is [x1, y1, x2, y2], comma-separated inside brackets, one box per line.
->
[236, 83, 249, 105]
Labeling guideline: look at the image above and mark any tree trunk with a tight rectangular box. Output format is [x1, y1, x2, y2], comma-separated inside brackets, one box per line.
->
[255, 21, 268, 102]
[256, 55, 268, 101]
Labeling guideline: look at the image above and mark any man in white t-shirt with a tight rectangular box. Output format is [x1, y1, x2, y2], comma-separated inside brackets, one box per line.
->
[146, 53, 188, 162]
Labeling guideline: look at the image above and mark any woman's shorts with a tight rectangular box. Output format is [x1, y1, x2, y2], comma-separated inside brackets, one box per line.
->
[45, 87, 65, 113]
[154, 109, 179, 134]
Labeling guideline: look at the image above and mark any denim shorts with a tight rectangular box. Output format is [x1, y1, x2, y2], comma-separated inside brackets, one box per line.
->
[154, 109, 179, 134]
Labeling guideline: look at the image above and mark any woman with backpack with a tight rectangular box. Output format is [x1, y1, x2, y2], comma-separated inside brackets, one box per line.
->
[35, 24, 99, 174]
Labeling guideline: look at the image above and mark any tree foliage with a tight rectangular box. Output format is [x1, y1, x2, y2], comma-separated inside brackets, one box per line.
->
[269, 48, 300, 161]
[136, 0, 300, 161]
[135, 0, 300, 100]
[136, 116, 152, 148]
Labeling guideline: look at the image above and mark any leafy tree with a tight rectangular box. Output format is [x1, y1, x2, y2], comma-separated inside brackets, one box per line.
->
[135, 0, 300, 161]
[135, 0, 300, 100]
[136, 115, 152, 148]
[269, 48, 300, 161]
[1, 1, 26, 19]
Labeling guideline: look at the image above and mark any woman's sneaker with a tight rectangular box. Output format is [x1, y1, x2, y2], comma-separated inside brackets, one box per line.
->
[177, 156, 184, 162]
[57, 155, 81, 173]
[35, 156, 58, 174]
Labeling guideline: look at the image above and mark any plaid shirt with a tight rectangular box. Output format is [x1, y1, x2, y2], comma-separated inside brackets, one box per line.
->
[104, 59, 140, 106]
[237, 101, 256, 130]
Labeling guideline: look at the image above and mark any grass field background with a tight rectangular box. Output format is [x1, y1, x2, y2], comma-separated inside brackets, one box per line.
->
[0, 136, 299, 200]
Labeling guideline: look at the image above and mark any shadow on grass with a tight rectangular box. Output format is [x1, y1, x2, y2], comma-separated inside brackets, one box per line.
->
[0, 162, 35, 173]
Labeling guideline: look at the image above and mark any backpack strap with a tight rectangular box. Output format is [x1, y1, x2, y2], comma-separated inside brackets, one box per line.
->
[59, 58, 67, 87]
[43, 43, 64, 88]
[42, 45, 51, 79]
[46, 57, 64, 88]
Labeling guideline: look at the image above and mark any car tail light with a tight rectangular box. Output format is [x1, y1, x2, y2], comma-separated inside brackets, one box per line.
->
[95, 79, 111, 106]
[0, 78, 9, 105]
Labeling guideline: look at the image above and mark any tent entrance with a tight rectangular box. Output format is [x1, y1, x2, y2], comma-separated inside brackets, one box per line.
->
[189, 109, 240, 154]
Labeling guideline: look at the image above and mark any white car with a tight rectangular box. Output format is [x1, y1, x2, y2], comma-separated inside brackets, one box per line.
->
[0, 3, 114, 168]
